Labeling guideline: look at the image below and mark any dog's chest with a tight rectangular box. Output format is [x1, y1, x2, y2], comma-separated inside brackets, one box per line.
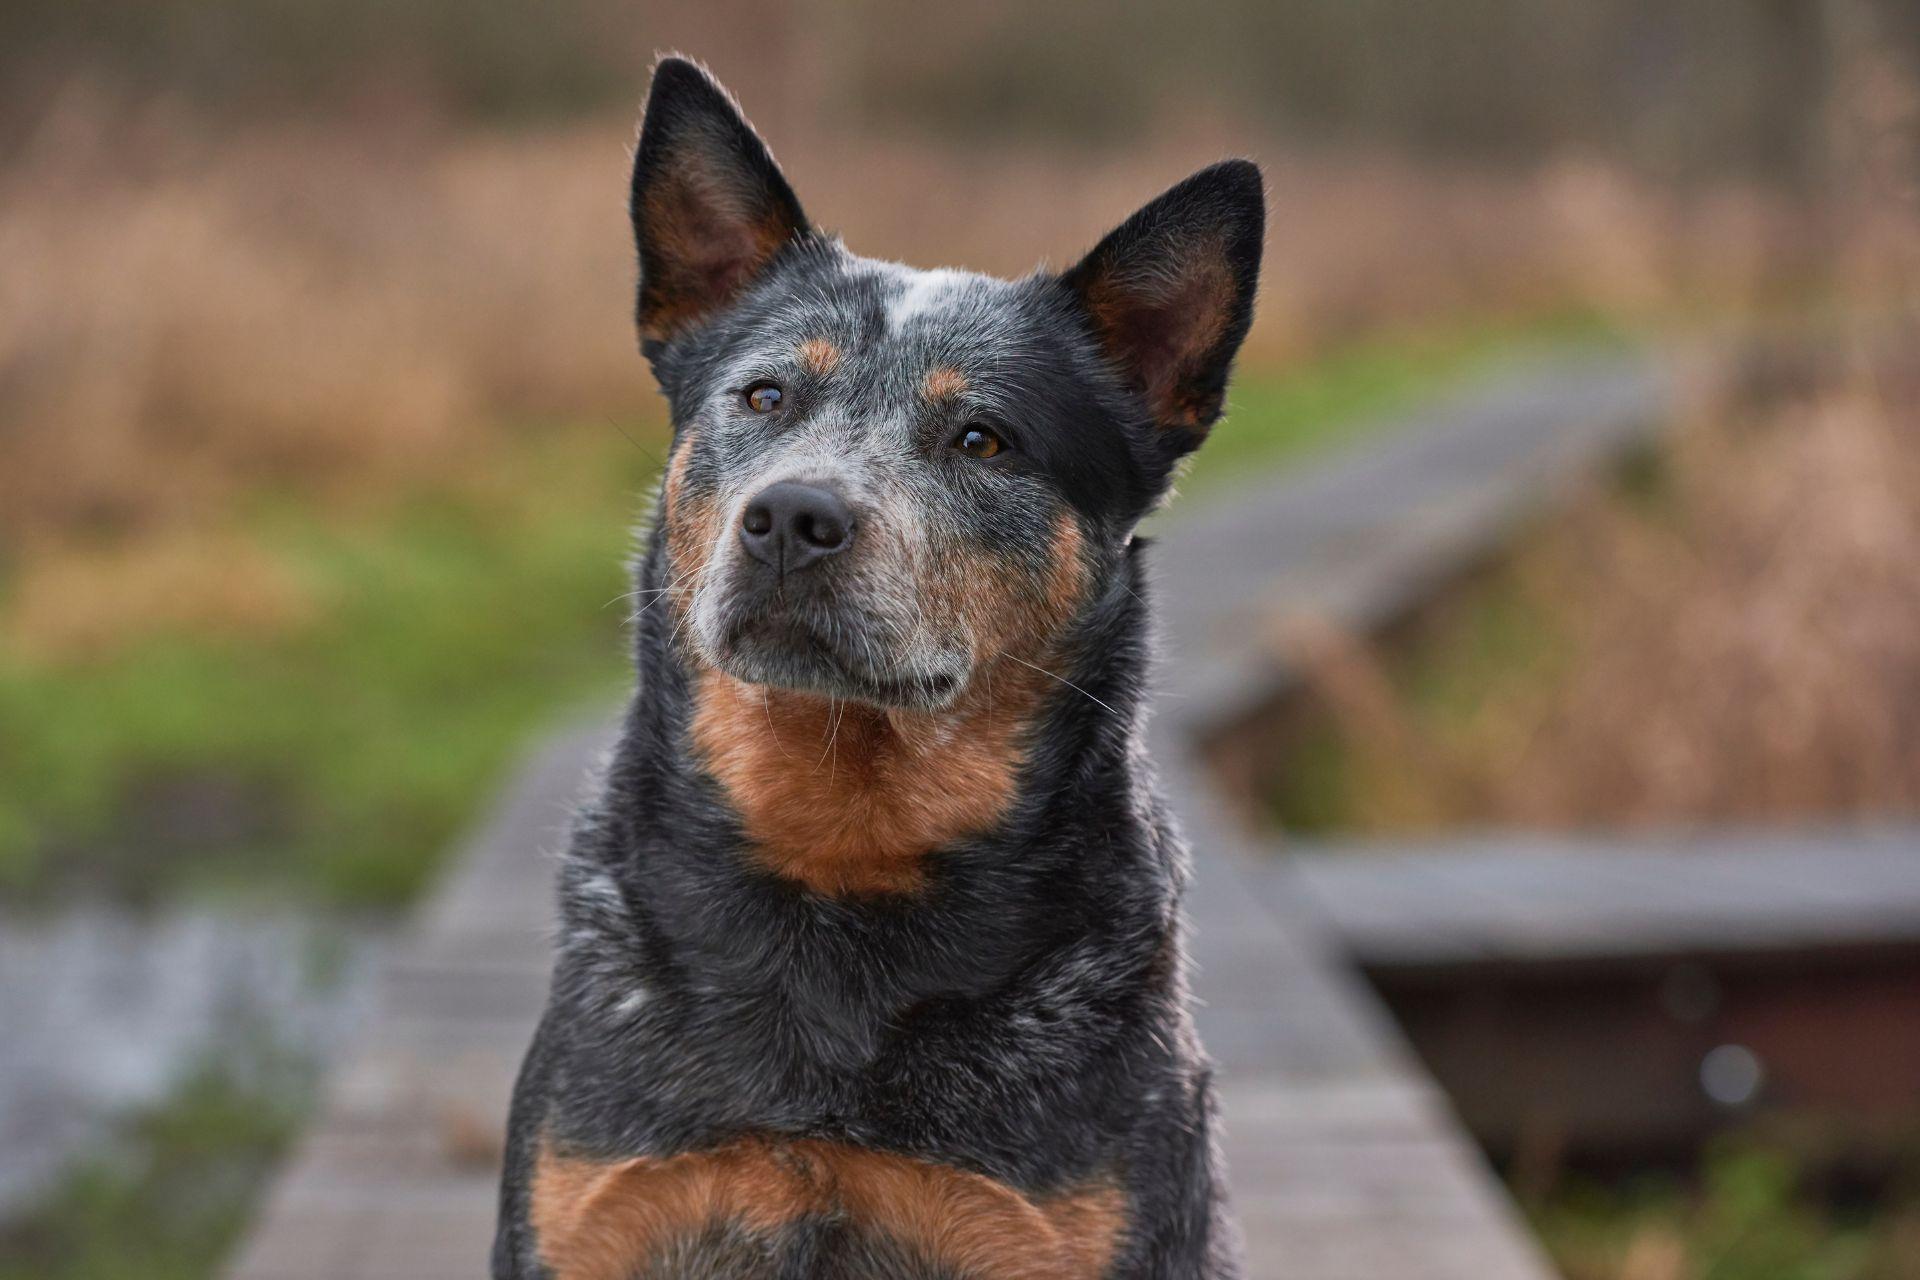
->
[529, 1133, 1124, 1280]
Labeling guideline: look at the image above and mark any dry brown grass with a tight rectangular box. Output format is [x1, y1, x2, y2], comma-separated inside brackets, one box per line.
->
[1270, 10, 1920, 835]
[0, 87, 1820, 568]
[5, 527, 319, 657]
[0, 93, 648, 553]
[1529, 358, 1920, 824]
[1277, 330, 1920, 832]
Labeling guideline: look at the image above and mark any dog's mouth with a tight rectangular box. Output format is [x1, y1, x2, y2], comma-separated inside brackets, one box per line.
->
[713, 609, 966, 711]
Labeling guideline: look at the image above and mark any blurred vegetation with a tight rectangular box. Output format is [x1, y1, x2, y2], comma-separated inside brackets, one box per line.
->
[1532, 1135, 1920, 1280]
[0, 0, 639, 125]
[855, 0, 1846, 180]
[0, 1060, 307, 1280]
[7, 0, 1917, 186]
[0, 426, 649, 906]
[1260, 327, 1920, 838]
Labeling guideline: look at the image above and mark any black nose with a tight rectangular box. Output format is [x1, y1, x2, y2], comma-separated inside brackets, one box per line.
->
[739, 481, 856, 573]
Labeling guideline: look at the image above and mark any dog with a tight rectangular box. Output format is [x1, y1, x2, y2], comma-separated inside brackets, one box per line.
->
[493, 55, 1263, 1280]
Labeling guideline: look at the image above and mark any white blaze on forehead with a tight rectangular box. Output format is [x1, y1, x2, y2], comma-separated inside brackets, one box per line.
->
[884, 266, 977, 335]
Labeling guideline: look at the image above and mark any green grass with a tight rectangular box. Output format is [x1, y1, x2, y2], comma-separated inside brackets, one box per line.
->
[1531, 1137, 1920, 1280]
[1264, 561, 1569, 834]
[0, 1063, 307, 1280]
[0, 426, 654, 908]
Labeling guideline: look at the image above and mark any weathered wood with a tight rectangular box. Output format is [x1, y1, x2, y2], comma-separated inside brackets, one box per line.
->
[1288, 828, 1920, 968]
[1271, 831, 1920, 1155]
[227, 724, 607, 1280]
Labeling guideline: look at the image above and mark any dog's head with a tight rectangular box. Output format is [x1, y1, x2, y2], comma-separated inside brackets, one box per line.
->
[639, 57, 1261, 712]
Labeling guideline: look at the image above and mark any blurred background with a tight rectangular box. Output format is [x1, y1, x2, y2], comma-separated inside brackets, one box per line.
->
[1, 2, 1916, 1277]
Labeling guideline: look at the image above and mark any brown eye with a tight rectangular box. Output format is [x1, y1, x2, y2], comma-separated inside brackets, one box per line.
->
[953, 426, 1004, 459]
[745, 382, 783, 413]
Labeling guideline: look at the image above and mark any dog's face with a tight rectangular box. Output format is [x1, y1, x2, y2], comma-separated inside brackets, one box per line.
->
[636, 59, 1262, 712]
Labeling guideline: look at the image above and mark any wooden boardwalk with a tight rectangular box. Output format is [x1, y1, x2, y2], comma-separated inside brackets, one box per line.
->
[1278, 829, 1920, 1155]
[1288, 827, 1920, 970]
[227, 348, 1669, 1279]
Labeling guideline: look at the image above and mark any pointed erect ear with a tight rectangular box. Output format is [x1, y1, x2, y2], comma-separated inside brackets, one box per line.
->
[1061, 160, 1264, 447]
[630, 57, 810, 347]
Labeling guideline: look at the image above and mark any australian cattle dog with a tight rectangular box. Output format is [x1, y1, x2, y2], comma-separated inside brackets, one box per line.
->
[494, 55, 1264, 1280]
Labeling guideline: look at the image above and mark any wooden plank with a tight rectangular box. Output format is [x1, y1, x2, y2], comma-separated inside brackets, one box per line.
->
[1291, 829, 1920, 968]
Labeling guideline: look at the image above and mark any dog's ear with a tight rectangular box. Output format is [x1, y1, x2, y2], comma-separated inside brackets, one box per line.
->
[631, 57, 810, 349]
[1061, 160, 1264, 452]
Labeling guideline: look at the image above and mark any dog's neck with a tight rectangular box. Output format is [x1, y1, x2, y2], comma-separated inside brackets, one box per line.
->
[614, 527, 1155, 896]
[553, 536, 1172, 1086]
[680, 655, 1060, 896]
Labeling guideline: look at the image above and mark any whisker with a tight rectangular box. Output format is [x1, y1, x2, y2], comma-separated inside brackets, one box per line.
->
[607, 584, 685, 607]
[605, 415, 665, 470]
[625, 603, 685, 627]
[617, 567, 701, 626]
[763, 688, 796, 762]
[999, 651, 1119, 717]
[624, 588, 695, 628]
[814, 694, 845, 780]
[664, 607, 698, 657]
[611, 564, 699, 604]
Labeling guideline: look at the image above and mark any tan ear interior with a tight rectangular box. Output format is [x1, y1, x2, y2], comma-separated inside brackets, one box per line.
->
[638, 155, 798, 342]
[1079, 233, 1237, 430]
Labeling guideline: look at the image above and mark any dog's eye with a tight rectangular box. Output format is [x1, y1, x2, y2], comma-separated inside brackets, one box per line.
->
[952, 426, 1004, 459]
[744, 382, 784, 414]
